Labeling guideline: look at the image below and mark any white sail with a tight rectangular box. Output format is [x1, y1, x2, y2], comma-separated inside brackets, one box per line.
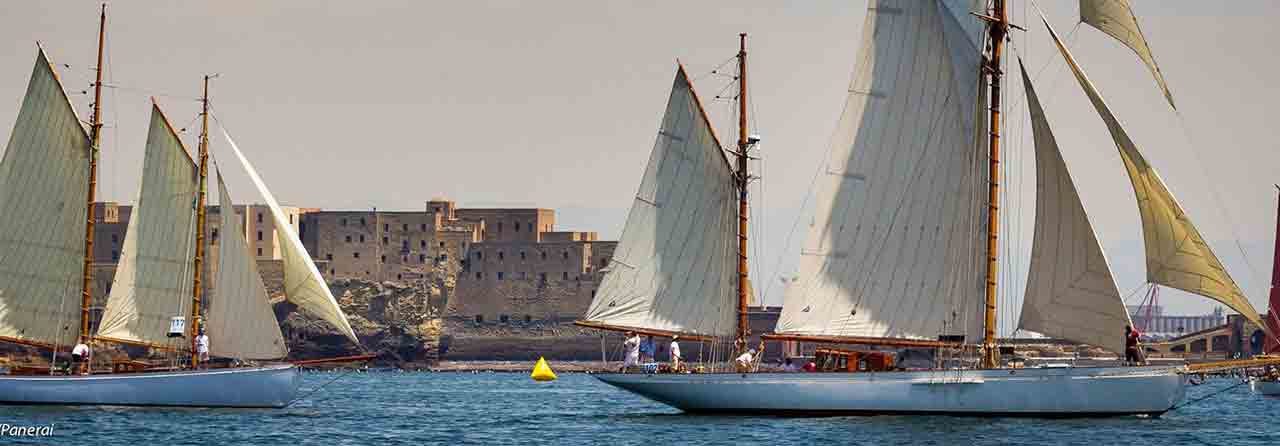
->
[97, 103, 199, 347]
[1016, 61, 1131, 354]
[775, 0, 989, 341]
[0, 48, 92, 347]
[207, 168, 288, 359]
[581, 66, 738, 337]
[1079, 0, 1175, 109]
[1045, 14, 1268, 333]
[221, 127, 358, 344]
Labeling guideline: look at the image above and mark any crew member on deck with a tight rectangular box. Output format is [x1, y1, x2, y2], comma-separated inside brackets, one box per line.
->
[669, 335, 682, 371]
[196, 328, 211, 368]
[71, 337, 91, 375]
[622, 331, 641, 371]
[640, 336, 655, 363]
[1124, 325, 1143, 366]
[735, 349, 756, 373]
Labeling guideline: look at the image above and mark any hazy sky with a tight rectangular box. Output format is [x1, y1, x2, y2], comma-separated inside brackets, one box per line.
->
[3, 1, 1278, 322]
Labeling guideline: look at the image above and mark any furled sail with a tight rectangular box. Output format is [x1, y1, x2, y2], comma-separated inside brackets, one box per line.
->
[221, 127, 359, 344]
[775, 0, 989, 341]
[0, 48, 92, 347]
[581, 66, 738, 338]
[97, 103, 199, 347]
[1016, 60, 1130, 354]
[206, 168, 288, 359]
[1045, 15, 1268, 334]
[1079, 0, 1175, 109]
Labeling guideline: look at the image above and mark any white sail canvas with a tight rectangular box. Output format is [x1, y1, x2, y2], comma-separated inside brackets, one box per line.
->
[1080, 0, 1175, 109]
[0, 48, 92, 347]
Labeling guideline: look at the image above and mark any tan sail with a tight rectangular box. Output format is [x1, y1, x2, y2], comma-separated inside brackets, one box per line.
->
[1080, 0, 1175, 109]
[0, 48, 93, 347]
[774, 0, 989, 341]
[1045, 14, 1267, 333]
[207, 169, 288, 359]
[1017, 60, 1131, 354]
[97, 103, 200, 347]
[581, 66, 739, 338]
[221, 127, 359, 343]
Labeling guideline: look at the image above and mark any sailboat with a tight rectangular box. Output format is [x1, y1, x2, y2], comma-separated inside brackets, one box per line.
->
[578, 0, 1280, 416]
[0, 7, 362, 408]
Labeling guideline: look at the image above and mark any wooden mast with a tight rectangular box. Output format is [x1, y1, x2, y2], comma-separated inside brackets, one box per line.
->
[735, 33, 751, 348]
[79, 4, 107, 343]
[190, 75, 212, 367]
[981, 0, 1008, 369]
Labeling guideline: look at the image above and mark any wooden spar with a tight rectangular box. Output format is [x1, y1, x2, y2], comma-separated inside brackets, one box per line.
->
[735, 32, 751, 348]
[761, 333, 964, 349]
[79, 3, 106, 343]
[94, 335, 187, 353]
[291, 353, 378, 366]
[1183, 356, 1280, 375]
[572, 320, 716, 343]
[190, 75, 212, 367]
[981, 0, 1007, 370]
[0, 335, 61, 351]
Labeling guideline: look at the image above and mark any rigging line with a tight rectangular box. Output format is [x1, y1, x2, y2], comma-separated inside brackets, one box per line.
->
[100, 83, 201, 102]
[286, 367, 360, 407]
[1169, 378, 1249, 411]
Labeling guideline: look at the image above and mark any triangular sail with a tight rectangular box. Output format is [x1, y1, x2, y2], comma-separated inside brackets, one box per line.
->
[1016, 60, 1131, 354]
[206, 168, 288, 359]
[581, 66, 738, 338]
[0, 48, 92, 347]
[1045, 14, 1268, 334]
[1079, 0, 1175, 109]
[774, 0, 989, 341]
[221, 126, 359, 344]
[97, 103, 199, 347]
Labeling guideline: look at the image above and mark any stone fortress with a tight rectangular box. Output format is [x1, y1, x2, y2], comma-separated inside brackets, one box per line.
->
[86, 198, 620, 361]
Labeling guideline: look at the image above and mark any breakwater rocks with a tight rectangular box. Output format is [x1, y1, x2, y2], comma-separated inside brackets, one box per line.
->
[277, 279, 442, 367]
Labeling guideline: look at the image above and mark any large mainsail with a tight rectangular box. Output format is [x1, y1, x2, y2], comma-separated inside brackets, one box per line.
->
[580, 66, 738, 338]
[206, 169, 288, 359]
[0, 48, 92, 347]
[1045, 15, 1268, 333]
[221, 127, 359, 343]
[1016, 61, 1130, 354]
[1079, 0, 1174, 109]
[97, 103, 199, 347]
[774, 0, 989, 341]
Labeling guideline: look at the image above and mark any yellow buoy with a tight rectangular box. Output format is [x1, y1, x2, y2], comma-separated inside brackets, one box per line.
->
[531, 356, 558, 382]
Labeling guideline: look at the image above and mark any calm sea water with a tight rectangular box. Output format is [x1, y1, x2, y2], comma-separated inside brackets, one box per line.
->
[1, 371, 1276, 445]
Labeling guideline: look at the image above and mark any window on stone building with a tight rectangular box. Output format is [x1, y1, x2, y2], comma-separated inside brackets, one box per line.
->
[327, 254, 333, 261]
[211, 229, 219, 242]
[476, 252, 483, 260]
[257, 231, 263, 241]
[111, 250, 119, 261]
[382, 236, 389, 245]
[257, 213, 263, 223]
[402, 255, 408, 262]
[475, 315, 483, 323]
[539, 272, 547, 282]
[330, 269, 335, 275]
[498, 251, 505, 261]
[500, 314, 510, 323]
[345, 235, 352, 243]
[562, 251, 569, 260]
[341, 218, 347, 226]
[497, 222, 503, 232]
[360, 218, 366, 226]
[524, 315, 532, 323]
[289, 215, 294, 224]
[402, 224, 408, 231]
[420, 223, 427, 231]
[420, 254, 426, 263]
[258, 247, 263, 256]
[527, 223, 533, 232]
[397, 273, 402, 280]
[299, 222, 305, 238]
[439, 241, 445, 248]
[600, 258, 608, 268]
[497, 272, 505, 280]
[359, 235, 365, 243]
[384, 224, 389, 232]
[440, 254, 448, 261]
[381, 255, 386, 263]
[541, 251, 547, 260]
[591, 289, 596, 298]
[353, 252, 360, 259]
[519, 272, 527, 280]
[402, 240, 409, 249]
[520, 251, 526, 260]
[514, 221, 520, 232]
[111, 234, 118, 244]
[421, 240, 427, 248]
[562, 271, 568, 280]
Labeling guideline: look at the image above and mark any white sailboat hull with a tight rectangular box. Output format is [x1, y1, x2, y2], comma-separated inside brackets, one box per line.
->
[0, 364, 299, 408]
[1251, 378, 1280, 395]
[595, 365, 1187, 417]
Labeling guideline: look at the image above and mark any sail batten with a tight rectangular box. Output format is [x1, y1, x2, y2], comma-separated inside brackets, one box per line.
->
[581, 66, 739, 338]
[775, 0, 988, 341]
[1079, 0, 1175, 109]
[1016, 60, 1131, 354]
[207, 168, 288, 360]
[1044, 13, 1268, 334]
[0, 49, 93, 347]
[97, 103, 199, 347]
[220, 126, 359, 344]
